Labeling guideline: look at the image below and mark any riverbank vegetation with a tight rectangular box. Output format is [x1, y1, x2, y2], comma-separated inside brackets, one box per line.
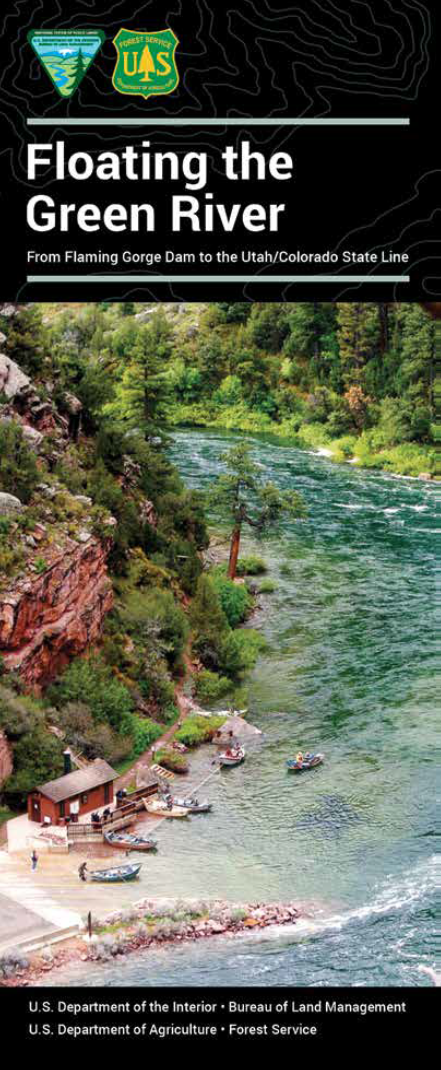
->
[0, 303, 285, 811]
[161, 302, 435, 476]
[0, 299, 435, 814]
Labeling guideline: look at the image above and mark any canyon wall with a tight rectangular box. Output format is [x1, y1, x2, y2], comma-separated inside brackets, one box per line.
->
[0, 731, 13, 786]
[0, 536, 114, 690]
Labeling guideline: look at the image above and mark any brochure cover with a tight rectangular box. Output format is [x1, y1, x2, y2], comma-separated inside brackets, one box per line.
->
[0, 0, 438, 1045]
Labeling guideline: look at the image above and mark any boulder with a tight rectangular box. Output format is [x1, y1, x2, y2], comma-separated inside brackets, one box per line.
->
[21, 425, 44, 450]
[61, 392, 83, 416]
[0, 492, 23, 515]
[418, 472, 432, 481]
[0, 355, 30, 399]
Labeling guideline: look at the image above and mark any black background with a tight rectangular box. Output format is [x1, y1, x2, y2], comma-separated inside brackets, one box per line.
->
[0, 0, 439, 301]
[0, 2, 438, 1030]
[2, 985, 437, 1043]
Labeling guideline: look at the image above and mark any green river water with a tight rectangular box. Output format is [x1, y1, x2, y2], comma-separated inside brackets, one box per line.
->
[52, 429, 439, 987]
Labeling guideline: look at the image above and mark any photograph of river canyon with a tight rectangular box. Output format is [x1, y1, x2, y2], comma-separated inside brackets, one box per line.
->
[0, 300, 438, 990]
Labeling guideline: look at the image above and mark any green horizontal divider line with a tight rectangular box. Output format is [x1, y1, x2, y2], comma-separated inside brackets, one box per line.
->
[27, 275, 410, 283]
[27, 117, 410, 127]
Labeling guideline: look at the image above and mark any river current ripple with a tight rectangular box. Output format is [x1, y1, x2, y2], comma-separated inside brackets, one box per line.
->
[53, 431, 440, 987]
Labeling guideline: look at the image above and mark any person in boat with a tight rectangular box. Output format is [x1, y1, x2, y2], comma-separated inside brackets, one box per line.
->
[78, 862, 88, 882]
[296, 751, 304, 766]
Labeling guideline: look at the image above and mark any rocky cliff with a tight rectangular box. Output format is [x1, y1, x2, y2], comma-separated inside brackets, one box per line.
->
[0, 731, 13, 786]
[0, 535, 114, 691]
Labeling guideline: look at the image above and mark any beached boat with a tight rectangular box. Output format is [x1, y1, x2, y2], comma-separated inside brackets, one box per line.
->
[286, 753, 324, 772]
[219, 746, 245, 767]
[89, 863, 142, 882]
[143, 797, 189, 818]
[104, 831, 157, 851]
[170, 796, 212, 813]
[215, 708, 248, 717]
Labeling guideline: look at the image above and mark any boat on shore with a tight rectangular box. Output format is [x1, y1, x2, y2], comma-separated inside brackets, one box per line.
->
[219, 745, 245, 767]
[104, 830, 157, 851]
[89, 863, 142, 883]
[286, 753, 324, 772]
[143, 797, 189, 818]
[170, 796, 212, 813]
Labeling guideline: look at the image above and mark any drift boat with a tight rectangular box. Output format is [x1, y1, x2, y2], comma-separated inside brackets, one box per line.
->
[143, 798, 189, 818]
[286, 753, 324, 772]
[170, 796, 212, 813]
[104, 831, 157, 851]
[89, 863, 142, 883]
[219, 746, 245, 767]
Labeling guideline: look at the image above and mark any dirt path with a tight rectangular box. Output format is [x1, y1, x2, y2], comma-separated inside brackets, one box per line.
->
[116, 653, 198, 791]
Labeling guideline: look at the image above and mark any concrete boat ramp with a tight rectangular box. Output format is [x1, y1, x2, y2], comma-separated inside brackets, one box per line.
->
[0, 852, 82, 954]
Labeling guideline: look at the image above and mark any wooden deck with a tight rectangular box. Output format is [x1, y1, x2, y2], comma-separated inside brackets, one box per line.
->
[66, 785, 158, 844]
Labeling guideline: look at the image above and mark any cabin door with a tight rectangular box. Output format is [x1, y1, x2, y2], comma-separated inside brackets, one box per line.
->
[31, 795, 41, 822]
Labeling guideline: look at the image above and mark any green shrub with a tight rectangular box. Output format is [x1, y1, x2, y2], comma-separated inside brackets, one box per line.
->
[155, 747, 188, 773]
[0, 685, 38, 739]
[138, 588, 188, 668]
[34, 557, 48, 575]
[219, 630, 267, 679]
[128, 716, 163, 757]
[0, 541, 24, 576]
[211, 573, 252, 627]
[4, 727, 64, 806]
[175, 714, 225, 747]
[48, 656, 134, 731]
[194, 670, 231, 703]
[189, 574, 228, 640]
[258, 578, 276, 593]
[0, 422, 40, 504]
[235, 555, 267, 576]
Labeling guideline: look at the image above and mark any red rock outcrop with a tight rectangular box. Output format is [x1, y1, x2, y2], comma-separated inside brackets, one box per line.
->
[0, 731, 13, 786]
[0, 537, 114, 691]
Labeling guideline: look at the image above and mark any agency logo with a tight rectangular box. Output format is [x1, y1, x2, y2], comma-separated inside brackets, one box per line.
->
[28, 29, 105, 98]
[112, 28, 179, 99]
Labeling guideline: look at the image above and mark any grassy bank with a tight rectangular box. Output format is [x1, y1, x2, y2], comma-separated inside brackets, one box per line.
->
[167, 402, 436, 478]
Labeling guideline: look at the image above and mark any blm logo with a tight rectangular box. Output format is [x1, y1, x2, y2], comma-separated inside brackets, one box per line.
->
[28, 29, 105, 98]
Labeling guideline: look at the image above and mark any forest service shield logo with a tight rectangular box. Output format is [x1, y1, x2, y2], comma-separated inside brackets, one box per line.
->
[112, 28, 179, 99]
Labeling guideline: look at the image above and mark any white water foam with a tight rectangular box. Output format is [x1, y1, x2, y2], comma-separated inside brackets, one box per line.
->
[240, 855, 440, 947]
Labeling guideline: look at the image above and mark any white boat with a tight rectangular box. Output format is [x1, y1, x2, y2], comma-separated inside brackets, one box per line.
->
[143, 797, 189, 818]
[219, 745, 246, 767]
[215, 708, 248, 717]
[171, 796, 212, 813]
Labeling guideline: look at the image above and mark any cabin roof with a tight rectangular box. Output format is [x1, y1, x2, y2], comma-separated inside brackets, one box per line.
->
[37, 759, 118, 802]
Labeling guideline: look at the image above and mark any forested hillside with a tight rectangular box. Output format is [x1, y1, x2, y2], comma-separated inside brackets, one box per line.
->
[0, 300, 435, 817]
[162, 301, 435, 475]
[35, 300, 435, 475]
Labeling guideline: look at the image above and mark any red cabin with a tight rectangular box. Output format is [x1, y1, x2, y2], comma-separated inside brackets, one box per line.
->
[28, 756, 118, 825]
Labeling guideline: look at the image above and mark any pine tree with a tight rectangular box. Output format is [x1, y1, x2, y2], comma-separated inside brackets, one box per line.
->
[4, 305, 46, 375]
[189, 575, 228, 642]
[336, 303, 380, 389]
[208, 444, 306, 579]
[72, 49, 87, 91]
[103, 310, 171, 438]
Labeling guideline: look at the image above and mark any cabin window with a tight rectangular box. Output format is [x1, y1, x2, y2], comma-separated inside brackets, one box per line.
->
[81, 794, 88, 804]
